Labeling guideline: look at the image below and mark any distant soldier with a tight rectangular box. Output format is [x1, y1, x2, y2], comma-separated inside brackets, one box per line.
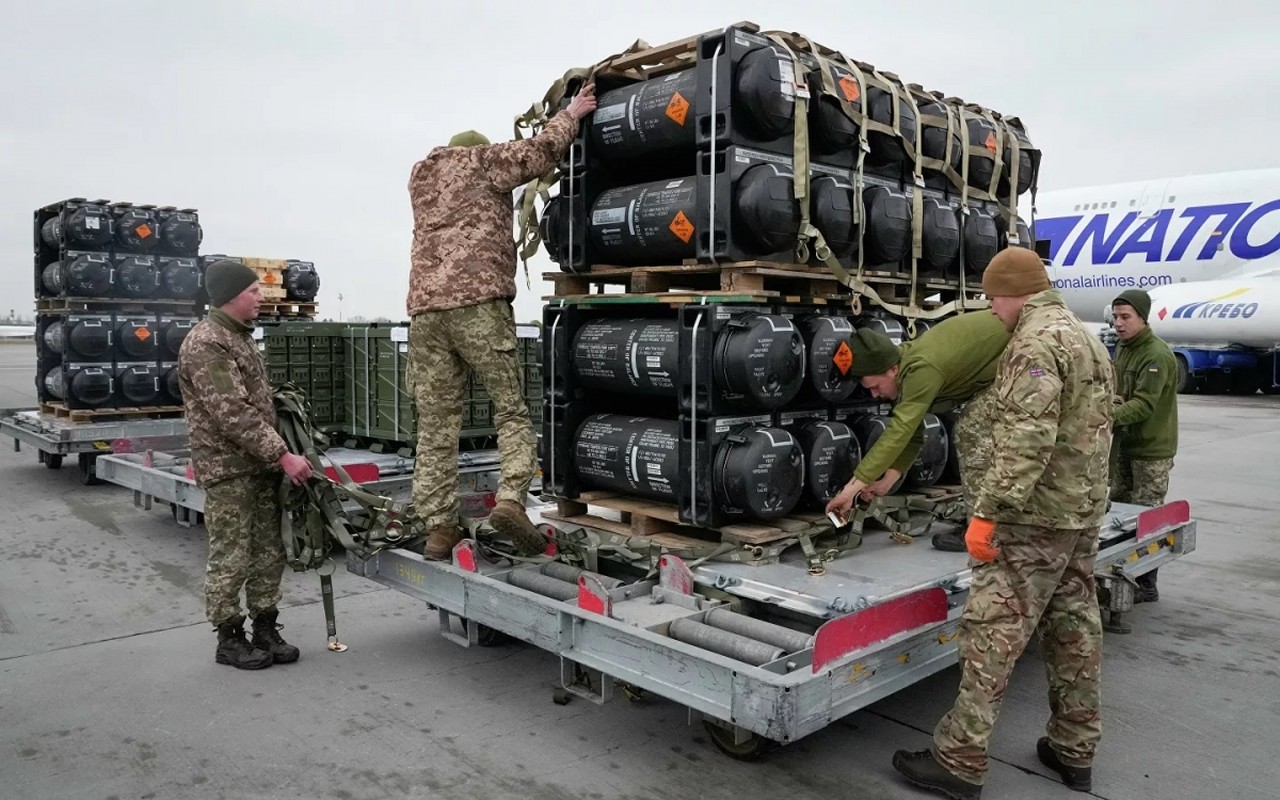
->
[824, 313, 1011, 551]
[405, 84, 597, 561]
[1109, 288, 1179, 603]
[179, 260, 314, 670]
[892, 248, 1114, 798]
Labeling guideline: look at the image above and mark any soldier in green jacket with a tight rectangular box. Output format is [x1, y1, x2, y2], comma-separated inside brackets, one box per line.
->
[1109, 289, 1179, 603]
[893, 248, 1114, 799]
[824, 312, 1011, 551]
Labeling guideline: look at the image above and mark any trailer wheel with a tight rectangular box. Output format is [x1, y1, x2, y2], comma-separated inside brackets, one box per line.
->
[1174, 355, 1197, 394]
[475, 624, 509, 647]
[702, 721, 775, 761]
[78, 453, 101, 486]
[42, 453, 64, 469]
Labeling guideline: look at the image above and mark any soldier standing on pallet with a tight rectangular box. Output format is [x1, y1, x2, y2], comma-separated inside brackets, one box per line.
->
[405, 83, 597, 561]
[178, 259, 314, 670]
[1109, 288, 1179, 604]
[891, 248, 1115, 798]
[824, 312, 1011, 550]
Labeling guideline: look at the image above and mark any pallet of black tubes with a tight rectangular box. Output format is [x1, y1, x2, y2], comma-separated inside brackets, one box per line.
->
[32, 198, 205, 423]
[528, 21, 1040, 559]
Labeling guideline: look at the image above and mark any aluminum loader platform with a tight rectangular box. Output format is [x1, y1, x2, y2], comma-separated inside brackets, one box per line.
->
[1, 408, 189, 486]
[349, 498, 1196, 759]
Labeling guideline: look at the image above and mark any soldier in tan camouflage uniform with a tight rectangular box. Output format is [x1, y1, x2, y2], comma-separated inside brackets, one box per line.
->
[893, 248, 1114, 798]
[179, 260, 314, 670]
[405, 84, 597, 560]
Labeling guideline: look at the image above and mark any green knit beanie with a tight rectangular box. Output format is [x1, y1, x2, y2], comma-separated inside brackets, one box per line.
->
[847, 328, 901, 376]
[1113, 289, 1152, 321]
[204, 259, 259, 307]
[448, 130, 491, 147]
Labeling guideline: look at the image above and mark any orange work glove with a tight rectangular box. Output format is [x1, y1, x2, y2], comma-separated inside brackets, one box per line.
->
[965, 518, 999, 562]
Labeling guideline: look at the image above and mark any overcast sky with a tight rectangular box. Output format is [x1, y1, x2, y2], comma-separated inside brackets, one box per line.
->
[3, 0, 1278, 323]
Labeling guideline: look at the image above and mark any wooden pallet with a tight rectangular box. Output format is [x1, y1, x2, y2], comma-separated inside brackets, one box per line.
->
[40, 402, 184, 423]
[36, 296, 201, 314]
[547, 261, 857, 301]
[258, 301, 318, 318]
[543, 490, 827, 547]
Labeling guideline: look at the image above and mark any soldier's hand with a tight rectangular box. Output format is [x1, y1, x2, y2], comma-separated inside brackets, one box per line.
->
[567, 83, 598, 119]
[964, 518, 999, 562]
[279, 452, 314, 486]
[826, 479, 865, 517]
[865, 470, 901, 498]
[1112, 394, 1125, 404]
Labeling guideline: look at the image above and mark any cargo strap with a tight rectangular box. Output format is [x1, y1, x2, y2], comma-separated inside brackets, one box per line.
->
[512, 38, 655, 279]
[275, 385, 423, 650]
[765, 34, 969, 323]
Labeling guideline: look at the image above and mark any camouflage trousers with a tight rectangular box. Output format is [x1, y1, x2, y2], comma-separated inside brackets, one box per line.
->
[1110, 454, 1173, 506]
[933, 523, 1103, 785]
[203, 473, 286, 627]
[407, 299, 537, 529]
[953, 385, 998, 510]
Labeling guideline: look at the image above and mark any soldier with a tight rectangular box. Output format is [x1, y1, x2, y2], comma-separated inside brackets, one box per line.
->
[1109, 289, 1178, 603]
[405, 83, 597, 561]
[891, 248, 1114, 798]
[824, 312, 1011, 550]
[179, 260, 314, 670]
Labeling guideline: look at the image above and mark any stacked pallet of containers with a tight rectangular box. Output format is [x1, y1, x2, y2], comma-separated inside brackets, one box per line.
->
[533, 23, 1041, 525]
[32, 198, 203, 416]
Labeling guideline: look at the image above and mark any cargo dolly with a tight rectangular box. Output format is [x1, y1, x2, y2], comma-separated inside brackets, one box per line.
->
[349, 497, 1196, 760]
[86, 436, 1195, 759]
[1, 407, 189, 486]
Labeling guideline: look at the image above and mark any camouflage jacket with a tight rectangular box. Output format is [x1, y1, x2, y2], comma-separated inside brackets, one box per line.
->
[178, 309, 287, 488]
[406, 110, 579, 315]
[972, 291, 1116, 529]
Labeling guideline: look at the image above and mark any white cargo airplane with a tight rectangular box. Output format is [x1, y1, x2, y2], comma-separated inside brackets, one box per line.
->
[1033, 169, 1280, 392]
[0, 325, 35, 339]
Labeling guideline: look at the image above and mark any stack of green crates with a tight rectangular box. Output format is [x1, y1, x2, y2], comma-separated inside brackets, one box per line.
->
[260, 320, 542, 448]
[259, 321, 348, 429]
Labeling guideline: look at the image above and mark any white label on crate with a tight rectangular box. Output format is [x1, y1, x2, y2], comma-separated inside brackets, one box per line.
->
[390, 327, 408, 343]
[594, 103, 626, 124]
[516, 324, 539, 339]
[592, 207, 627, 226]
[251, 327, 264, 340]
[398, 343, 408, 354]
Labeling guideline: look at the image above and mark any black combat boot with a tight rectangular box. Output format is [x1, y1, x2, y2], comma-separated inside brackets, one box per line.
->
[215, 615, 273, 670]
[251, 608, 301, 664]
[932, 528, 967, 553]
[892, 749, 982, 800]
[1037, 737, 1093, 792]
[1134, 569, 1159, 603]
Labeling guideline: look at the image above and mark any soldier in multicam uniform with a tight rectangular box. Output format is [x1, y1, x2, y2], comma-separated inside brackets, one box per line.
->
[1108, 288, 1179, 604]
[179, 260, 314, 670]
[892, 248, 1115, 799]
[824, 312, 1011, 551]
[405, 84, 597, 561]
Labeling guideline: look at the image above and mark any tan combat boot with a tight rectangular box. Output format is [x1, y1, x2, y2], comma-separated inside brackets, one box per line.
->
[487, 500, 546, 557]
[423, 525, 463, 561]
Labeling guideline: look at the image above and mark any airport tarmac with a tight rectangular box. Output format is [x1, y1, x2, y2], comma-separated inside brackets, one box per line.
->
[1, 341, 1277, 800]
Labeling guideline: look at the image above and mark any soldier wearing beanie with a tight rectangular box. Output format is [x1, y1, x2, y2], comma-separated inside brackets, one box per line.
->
[403, 83, 598, 562]
[825, 313, 1011, 550]
[177, 259, 314, 670]
[1108, 288, 1178, 605]
[893, 247, 1116, 797]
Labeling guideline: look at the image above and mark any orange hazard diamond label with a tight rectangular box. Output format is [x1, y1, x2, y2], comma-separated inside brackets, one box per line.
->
[135, 327, 151, 341]
[135, 224, 153, 239]
[984, 132, 998, 153]
[669, 210, 695, 243]
[666, 91, 690, 126]
[833, 340, 853, 375]
[261, 271, 279, 284]
[838, 75, 861, 104]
